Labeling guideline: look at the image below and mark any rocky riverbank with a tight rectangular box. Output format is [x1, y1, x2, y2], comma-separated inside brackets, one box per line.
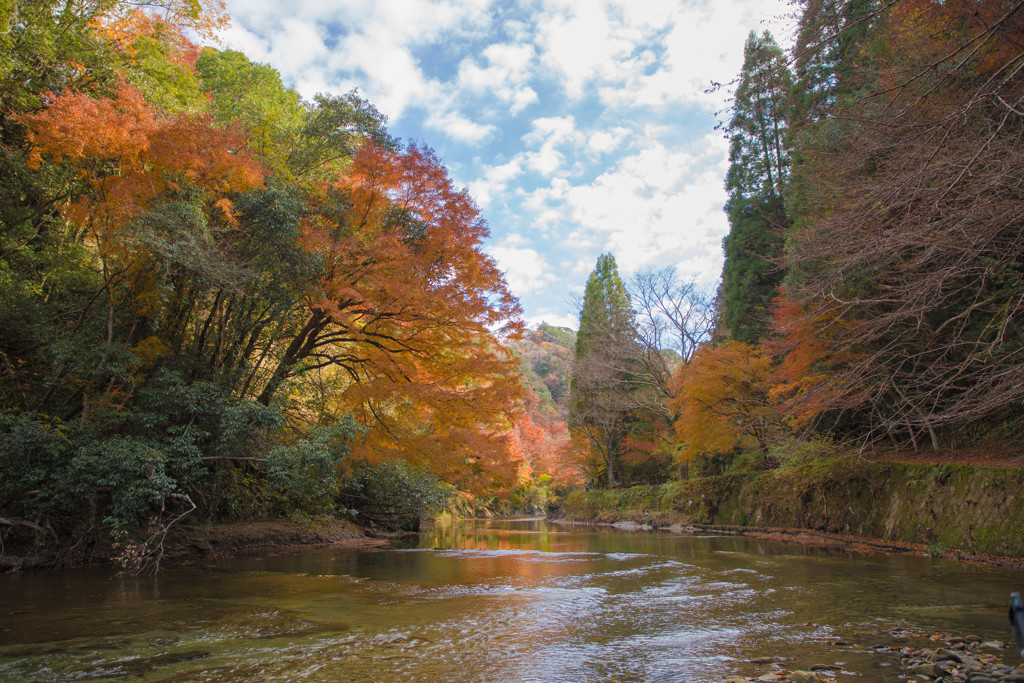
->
[721, 631, 1023, 683]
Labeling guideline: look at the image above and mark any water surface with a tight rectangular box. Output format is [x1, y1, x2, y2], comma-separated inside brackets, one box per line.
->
[1, 519, 1020, 682]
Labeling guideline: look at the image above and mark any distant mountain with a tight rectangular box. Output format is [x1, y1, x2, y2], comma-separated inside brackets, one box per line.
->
[511, 323, 576, 416]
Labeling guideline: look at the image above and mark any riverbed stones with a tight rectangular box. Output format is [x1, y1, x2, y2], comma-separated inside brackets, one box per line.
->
[909, 662, 951, 678]
[723, 631, 1022, 683]
[930, 649, 964, 663]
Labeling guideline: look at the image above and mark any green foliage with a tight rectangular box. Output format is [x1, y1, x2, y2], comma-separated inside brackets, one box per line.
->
[0, 0, 118, 114]
[195, 48, 304, 164]
[337, 460, 454, 531]
[123, 29, 205, 114]
[573, 253, 633, 361]
[504, 473, 557, 514]
[287, 91, 395, 179]
[0, 1, 524, 567]
[537, 322, 576, 348]
[720, 30, 792, 343]
[720, 195, 786, 342]
[68, 437, 176, 531]
[266, 416, 361, 510]
[0, 413, 178, 534]
[0, 411, 71, 521]
[569, 253, 642, 487]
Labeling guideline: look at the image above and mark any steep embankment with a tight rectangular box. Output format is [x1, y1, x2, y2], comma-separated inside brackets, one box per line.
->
[559, 455, 1024, 563]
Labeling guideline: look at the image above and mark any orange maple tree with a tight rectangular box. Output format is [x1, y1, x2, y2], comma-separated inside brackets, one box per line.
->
[668, 341, 778, 461]
[254, 142, 526, 492]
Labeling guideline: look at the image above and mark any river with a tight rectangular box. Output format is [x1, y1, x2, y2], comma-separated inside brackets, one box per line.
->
[1, 519, 1021, 682]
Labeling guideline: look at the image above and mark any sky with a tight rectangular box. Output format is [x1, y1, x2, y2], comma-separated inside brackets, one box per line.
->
[219, 0, 794, 330]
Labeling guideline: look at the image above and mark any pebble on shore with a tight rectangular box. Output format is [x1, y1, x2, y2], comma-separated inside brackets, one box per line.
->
[721, 630, 1023, 683]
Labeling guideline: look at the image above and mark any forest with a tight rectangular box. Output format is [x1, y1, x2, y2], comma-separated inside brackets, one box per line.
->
[0, 0, 543, 567]
[566, 0, 1024, 490]
[1, 0, 1022, 570]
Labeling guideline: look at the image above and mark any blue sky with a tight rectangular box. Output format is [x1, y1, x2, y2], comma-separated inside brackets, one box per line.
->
[220, 0, 793, 330]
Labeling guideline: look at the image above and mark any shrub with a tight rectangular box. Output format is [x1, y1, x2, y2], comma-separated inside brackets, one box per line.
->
[266, 416, 361, 512]
[337, 460, 453, 531]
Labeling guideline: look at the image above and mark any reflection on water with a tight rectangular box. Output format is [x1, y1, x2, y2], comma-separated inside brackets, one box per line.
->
[0, 519, 1020, 682]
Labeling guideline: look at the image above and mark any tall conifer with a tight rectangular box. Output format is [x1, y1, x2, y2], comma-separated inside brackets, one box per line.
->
[720, 31, 793, 343]
[569, 253, 637, 487]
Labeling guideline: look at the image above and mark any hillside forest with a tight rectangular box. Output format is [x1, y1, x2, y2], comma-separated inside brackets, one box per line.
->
[1, 0, 1022, 568]
[567, 0, 1024, 488]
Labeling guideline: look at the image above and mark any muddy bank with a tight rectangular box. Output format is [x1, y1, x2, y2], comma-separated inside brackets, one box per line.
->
[163, 518, 392, 563]
[1, 517, 390, 572]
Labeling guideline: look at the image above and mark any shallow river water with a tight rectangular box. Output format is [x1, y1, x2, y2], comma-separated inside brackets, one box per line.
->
[1, 519, 1021, 682]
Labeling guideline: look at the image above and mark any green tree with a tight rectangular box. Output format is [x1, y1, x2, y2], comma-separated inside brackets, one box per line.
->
[195, 48, 305, 170]
[720, 30, 793, 343]
[569, 253, 638, 487]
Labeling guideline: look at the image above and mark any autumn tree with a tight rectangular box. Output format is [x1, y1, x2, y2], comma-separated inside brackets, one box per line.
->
[668, 341, 779, 463]
[780, 0, 1024, 447]
[0, 5, 531, 563]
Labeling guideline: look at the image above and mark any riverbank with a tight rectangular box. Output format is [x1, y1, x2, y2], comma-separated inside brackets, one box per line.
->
[0, 517, 389, 572]
[556, 451, 1024, 567]
[720, 631, 1023, 683]
[163, 518, 393, 562]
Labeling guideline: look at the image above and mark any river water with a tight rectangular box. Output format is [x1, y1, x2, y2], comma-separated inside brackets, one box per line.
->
[1, 519, 1021, 682]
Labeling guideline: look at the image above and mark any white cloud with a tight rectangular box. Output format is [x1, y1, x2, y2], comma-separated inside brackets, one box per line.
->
[534, 2, 654, 99]
[587, 127, 630, 154]
[469, 158, 525, 207]
[219, 0, 793, 324]
[489, 242, 554, 295]
[458, 43, 538, 114]
[223, 0, 500, 143]
[525, 310, 578, 331]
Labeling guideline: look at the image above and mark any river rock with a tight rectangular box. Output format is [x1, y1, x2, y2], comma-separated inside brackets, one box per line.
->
[722, 677, 749, 683]
[1007, 670, 1024, 683]
[750, 657, 778, 664]
[810, 664, 841, 671]
[757, 673, 787, 682]
[788, 671, 821, 683]
[929, 649, 964, 663]
[960, 657, 984, 670]
[908, 663, 950, 678]
[979, 641, 1003, 650]
[965, 676, 997, 683]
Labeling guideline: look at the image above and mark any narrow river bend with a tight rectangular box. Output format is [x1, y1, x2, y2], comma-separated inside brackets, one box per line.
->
[1, 519, 1020, 682]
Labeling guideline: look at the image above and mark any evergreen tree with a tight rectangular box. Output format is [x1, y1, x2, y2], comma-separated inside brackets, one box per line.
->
[569, 253, 637, 487]
[720, 31, 793, 343]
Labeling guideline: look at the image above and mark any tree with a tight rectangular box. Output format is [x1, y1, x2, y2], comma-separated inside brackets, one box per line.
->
[668, 341, 779, 462]
[569, 254, 642, 487]
[720, 31, 794, 343]
[630, 267, 714, 366]
[0, 5, 533, 565]
[790, 0, 884, 124]
[780, 0, 1024, 448]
